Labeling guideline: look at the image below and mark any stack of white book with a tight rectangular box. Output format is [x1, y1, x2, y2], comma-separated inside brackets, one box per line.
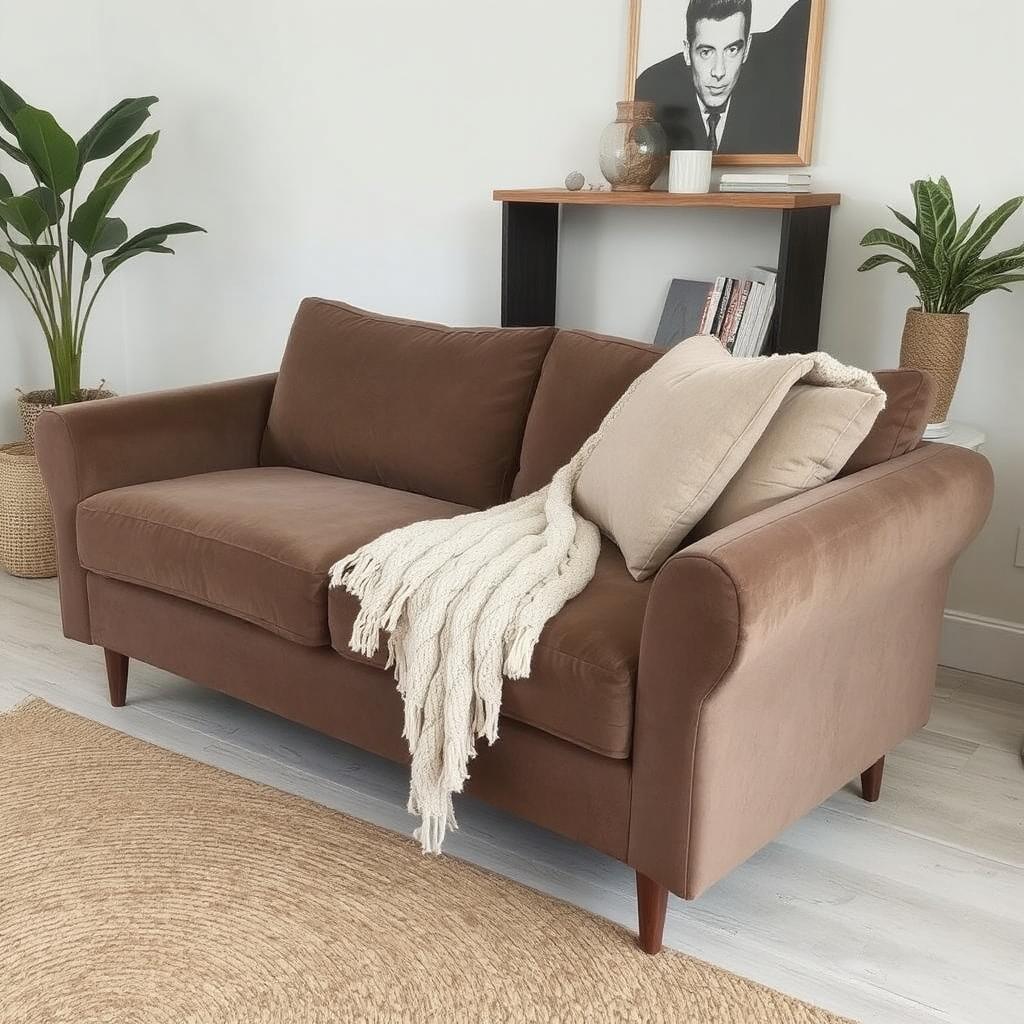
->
[719, 173, 811, 194]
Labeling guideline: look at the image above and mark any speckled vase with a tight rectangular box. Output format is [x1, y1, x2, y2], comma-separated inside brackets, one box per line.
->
[599, 101, 668, 192]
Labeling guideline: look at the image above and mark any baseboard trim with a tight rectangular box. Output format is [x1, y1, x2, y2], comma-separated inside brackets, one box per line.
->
[940, 610, 1024, 684]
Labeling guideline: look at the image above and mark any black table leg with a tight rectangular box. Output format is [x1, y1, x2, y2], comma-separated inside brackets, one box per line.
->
[501, 202, 559, 328]
[771, 205, 833, 354]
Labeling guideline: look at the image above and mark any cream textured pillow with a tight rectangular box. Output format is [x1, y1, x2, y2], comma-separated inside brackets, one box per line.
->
[573, 337, 883, 581]
[699, 382, 885, 536]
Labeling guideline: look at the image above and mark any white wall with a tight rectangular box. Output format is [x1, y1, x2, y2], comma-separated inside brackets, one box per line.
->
[2, 1, 1022, 641]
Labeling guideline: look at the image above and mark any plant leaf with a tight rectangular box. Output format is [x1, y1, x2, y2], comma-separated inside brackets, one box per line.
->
[888, 206, 918, 235]
[858, 253, 912, 273]
[950, 206, 980, 251]
[95, 131, 158, 191]
[102, 242, 174, 275]
[956, 196, 1024, 269]
[0, 194, 49, 241]
[11, 241, 58, 270]
[118, 221, 205, 250]
[85, 216, 128, 255]
[25, 185, 64, 226]
[77, 96, 158, 166]
[0, 133, 28, 166]
[0, 250, 16, 274]
[13, 105, 79, 194]
[0, 173, 11, 199]
[69, 133, 159, 254]
[0, 78, 26, 135]
[860, 227, 922, 263]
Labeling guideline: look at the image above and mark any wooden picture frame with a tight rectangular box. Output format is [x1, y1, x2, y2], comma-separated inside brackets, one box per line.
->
[627, 0, 825, 167]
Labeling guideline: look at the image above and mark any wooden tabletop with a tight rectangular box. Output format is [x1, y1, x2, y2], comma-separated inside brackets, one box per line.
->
[492, 188, 841, 210]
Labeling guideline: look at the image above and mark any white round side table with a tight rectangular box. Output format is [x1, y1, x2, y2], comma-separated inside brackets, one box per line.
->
[924, 421, 986, 451]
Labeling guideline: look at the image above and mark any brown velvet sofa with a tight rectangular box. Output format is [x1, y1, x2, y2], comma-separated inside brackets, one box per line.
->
[35, 298, 994, 954]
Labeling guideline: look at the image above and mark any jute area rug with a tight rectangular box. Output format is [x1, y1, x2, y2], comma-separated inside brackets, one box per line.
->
[0, 700, 852, 1023]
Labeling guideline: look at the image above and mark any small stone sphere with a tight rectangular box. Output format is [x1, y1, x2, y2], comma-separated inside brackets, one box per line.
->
[564, 171, 586, 191]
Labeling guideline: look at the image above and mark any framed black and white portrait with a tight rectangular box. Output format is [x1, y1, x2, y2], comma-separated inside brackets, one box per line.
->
[632, 0, 824, 166]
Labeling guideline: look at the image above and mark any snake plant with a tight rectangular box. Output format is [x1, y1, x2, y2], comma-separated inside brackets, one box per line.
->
[858, 177, 1024, 315]
[0, 78, 204, 404]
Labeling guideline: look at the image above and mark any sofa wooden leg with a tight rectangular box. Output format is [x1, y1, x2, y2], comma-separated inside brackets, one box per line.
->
[104, 649, 129, 708]
[635, 872, 668, 955]
[860, 755, 884, 802]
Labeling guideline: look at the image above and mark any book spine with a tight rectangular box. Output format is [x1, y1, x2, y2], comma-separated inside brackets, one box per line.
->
[736, 281, 764, 357]
[720, 281, 743, 351]
[701, 276, 726, 335]
[755, 277, 778, 355]
[697, 284, 716, 336]
[725, 281, 752, 352]
[711, 278, 734, 339]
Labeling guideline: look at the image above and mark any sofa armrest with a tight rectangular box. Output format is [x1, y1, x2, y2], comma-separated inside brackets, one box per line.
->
[627, 443, 993, 899]
[35, 374, 277, 642]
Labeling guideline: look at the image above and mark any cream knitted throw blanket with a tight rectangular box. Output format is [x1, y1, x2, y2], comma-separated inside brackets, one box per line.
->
[329, 350, 874, 853]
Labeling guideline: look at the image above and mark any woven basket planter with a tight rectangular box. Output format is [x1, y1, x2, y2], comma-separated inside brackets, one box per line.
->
[0, 442, 57, 579]
[17, 388, 116, 444]
[899, 308, 969, 423]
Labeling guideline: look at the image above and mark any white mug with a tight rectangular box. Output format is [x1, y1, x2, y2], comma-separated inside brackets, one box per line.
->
[668, 150, 713, 194]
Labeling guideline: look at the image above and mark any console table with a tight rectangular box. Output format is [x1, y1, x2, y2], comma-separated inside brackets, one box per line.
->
[493, 189, 842, 355]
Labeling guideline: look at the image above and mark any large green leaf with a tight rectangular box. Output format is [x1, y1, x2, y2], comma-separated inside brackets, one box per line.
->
[11, 241, 58, 270]
[95, 131, 158, 190]
[950, 205, 980, 251]
[0, 173, 11, 199]
[860, 227, 922, 264]
[77, 96, 158, 166]
[102, 242, 173, 275]
[25, 185, 64, 226]
[0, 250, 17, 274]
[101, 221, 204, 274]
[858, 253, 912, 273]
[69, 133, 159, 254]
[83, 216, 128, 256]
[0, 78, 26, 135]
[13, 106, 79, 194]
[913, 179, 952, 267]
[888, 206, 918, 235]
[0, 133, 28, 166]
[0, 194, 48, 241]
[955, 196, 1024, 270]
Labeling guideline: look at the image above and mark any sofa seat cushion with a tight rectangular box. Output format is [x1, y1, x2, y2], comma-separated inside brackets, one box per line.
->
[330, 540, 651, 758]
[77, 468, 471, 647]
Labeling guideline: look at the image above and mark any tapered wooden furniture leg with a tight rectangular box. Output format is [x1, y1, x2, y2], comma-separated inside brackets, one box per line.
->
[860, 755, 884, 802]
[635, 871, 668, 955]
[104, 649, 129, 708]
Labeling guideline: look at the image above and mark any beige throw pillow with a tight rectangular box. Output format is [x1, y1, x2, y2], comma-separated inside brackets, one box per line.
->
[573, 333, 884, 581]
[699, 382, 885, 536]
[574, 337, 823, 580]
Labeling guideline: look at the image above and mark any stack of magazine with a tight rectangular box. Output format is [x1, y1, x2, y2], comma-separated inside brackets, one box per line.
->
[719, 173, 811, 194]
[654, 268, 778, 356]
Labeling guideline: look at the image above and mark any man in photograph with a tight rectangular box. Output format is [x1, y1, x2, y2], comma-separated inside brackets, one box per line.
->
[636, 0, 807, 156]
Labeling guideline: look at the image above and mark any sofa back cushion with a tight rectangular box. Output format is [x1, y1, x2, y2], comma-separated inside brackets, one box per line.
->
[839, 368, 936, 476]
[511, 329, 661, 498]
[261, 299, 555, 508]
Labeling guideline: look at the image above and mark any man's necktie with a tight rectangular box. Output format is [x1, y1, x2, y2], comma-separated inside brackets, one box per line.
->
[706, 110, 722, 151]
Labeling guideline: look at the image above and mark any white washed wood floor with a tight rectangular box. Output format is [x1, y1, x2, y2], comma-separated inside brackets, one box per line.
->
[1, 573, 1021, 1024]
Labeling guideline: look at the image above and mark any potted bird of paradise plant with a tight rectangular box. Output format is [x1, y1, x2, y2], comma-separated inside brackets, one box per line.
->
[0, 78, 204, 439]
[859, 177, 1024, 432]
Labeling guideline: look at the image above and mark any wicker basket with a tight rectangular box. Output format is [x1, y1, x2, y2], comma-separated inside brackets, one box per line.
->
[0, 442, 57, 578]
[899, 308, 969, 423]
[17, 387, 116, 443]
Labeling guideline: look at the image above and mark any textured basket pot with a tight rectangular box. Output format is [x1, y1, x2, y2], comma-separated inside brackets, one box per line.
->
[599, 100, 668, 192]
[17, 387, 116, 443]
[0, 442, 57, 579]
[899, 308, 969, 424]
